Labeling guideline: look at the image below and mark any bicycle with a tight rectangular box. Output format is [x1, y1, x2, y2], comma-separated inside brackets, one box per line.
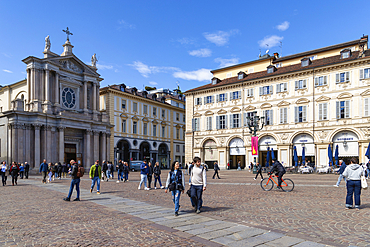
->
[260, 174, 295, 192]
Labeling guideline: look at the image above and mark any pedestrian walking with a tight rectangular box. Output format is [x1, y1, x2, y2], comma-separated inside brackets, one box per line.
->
[334, 160, 346, 187]
[63, 160, 84, 201]
[227, 162, 230, 170]
[154, 162, 164, 189]
[254, 162, 264, 180]
[90, 160, 101, 195]
[123, 162, 129, 182]
[107, 162, 113, 180]
[19, 163, 24, 179]
[189, 157, 207, 214]
[61, 163, 67, 178]
[116, 160, 124, 183]
[1, 161, 7, 186]
[39, 159, 48, 184]
[102, 160, 108, 181]
[57, 162, 62, 179]
[342, 158, 363, 209]
[212, 162, 220, 179]
[24, 162, 29, 179]
[165, 161, 185, 216]
[47, 163, 53, 183]
[147, 162, 153, 189]
[237, 161, 241, 171]
[366, 161, 370, 179]
[184, 163, 188, 175]
[10, 162, 19, 186]
[110, 161, 114, 179]
[138, 160, 149, 190]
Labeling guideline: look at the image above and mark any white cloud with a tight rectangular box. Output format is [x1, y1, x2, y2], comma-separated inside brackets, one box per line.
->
[173, 68, 212, 82]
[118, 20, 136, 30]
[149, 81, 158, 86]
[130, 61, 179, 78]
[203, 29, 239, 46]
[177, 37, 196, 45]
[97, 64, 113, 70]
[214, 58, 239, 68]
[188, 48, 212, 57]
[276, 21, 290, 31]
[258, 35, 284, 48]
[3, 69, 13, 73]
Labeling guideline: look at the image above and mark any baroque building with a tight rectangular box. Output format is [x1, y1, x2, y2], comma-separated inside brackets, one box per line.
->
[99, 84, 185, 167]
[0, 35, 111, 168]
[185, 35, 370, 169]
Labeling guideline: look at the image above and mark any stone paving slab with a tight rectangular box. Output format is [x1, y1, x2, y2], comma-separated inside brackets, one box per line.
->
[294, 241, 329, 247]
[264, 236, 305, 246]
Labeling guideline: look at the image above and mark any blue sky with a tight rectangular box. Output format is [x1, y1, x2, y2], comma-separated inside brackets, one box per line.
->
[1, 0, 370, 92]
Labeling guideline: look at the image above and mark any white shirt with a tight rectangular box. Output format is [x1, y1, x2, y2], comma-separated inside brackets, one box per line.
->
[190, 165, 207, 187]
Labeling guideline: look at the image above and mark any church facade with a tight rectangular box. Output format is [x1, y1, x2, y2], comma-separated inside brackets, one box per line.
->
[0, 36, 111, 168]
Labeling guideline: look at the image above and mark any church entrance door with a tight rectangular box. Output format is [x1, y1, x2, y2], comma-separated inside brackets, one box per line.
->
[65, 143, 77, 165]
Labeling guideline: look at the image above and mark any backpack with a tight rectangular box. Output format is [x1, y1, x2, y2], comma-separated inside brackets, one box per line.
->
[76, 166, 85, 178]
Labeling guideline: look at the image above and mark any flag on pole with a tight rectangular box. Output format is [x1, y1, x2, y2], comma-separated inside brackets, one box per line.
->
[251, 136, 258, 155]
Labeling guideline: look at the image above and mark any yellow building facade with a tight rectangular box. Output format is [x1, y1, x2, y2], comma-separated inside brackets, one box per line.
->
[185, 35, 370, 169]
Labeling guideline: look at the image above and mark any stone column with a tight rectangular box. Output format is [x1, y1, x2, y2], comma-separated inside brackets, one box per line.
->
[55, 73, 60, 105]
[46, 126, 52, 162]
[93, 130, 99, 165]
[25, 124, 32, 165]
[106, 133, 111, 162]
[85, 129, 92, 168]
[84, 81, 88, 111]
[92, 83, 97, 111]
[34, 124, 41, 168]
[96, 83, 100, 111]
[45, 69, 50, 103]
[18, 124, 25, 163]
[100, 132, 107, 162]
[58, 127, 65, 163]
[31, 68, 35, 102]
[10, 123, 18, 162]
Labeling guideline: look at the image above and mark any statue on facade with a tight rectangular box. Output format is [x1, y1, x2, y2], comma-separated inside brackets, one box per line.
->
[44, 35, 51, 51]
[91, 53, 98, 67]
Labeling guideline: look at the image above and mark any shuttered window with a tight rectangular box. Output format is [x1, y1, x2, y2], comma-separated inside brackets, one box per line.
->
[335, 72, 350, 83]
[279, 108, 288, 124]
[229, 113, 241, 128]
[195, 98, 202, 105]
[192, 118, 200, 131]
[336, 101, 350, 119]
[263, 110, 273, 125]
[216, 115, 228, 129]
[244, 112, 256, 126]
[259, 86, 273, 95]
[359, 68, 370, 79]
[247, 88, 254, 97]
[318, 103, 328, 121]
[276, 83, 288, 93]
[295, 80, 307, 90]
[314, 76, 328, 87]
[206, 116, 212, 130]
[230, 91, 241, 100]
[365, 98, 369, 117]
[294, 106, 307, 123]
[204, 96, 214, 104]
[217, 93, 227, 102]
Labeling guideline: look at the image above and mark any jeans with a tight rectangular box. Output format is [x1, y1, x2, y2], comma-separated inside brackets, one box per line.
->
[107, 170, 112, 179]
[190, 185, 203, 210]
[91, 177, 101, 192]
[154, 176, 162, 187]
[277, 171, 285, 187]
[67, 178, 80, 199]
[255, 170, 263, 180]
[346, 180, 361, 208]
[139, 174, 147, 188]
[124, 171, 128, 181]
[42, 171, 48, 183]
[147, 175, 152, 188]
[212, 170, 220, 179]
[19, 171, 24, 179]
[171, 190, 181, 212]
[117, 171, 123, 181]
[237, 166, 241, 171]
[367, 168, 370, 178]
[336, 174, 346, 186]
[1, 172, 7, 185]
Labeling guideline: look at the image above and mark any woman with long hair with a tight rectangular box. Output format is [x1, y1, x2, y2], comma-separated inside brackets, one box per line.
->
[165, 161, 185, 216]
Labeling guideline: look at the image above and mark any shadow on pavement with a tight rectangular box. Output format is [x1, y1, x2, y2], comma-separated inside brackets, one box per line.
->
[87, 197, 111, 201]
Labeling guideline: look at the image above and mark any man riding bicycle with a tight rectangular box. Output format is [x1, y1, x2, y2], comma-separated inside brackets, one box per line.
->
[268, 158, 286, 190]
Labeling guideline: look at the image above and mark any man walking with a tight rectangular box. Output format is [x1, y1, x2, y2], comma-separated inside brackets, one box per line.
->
[90, 160, 101, 194]
[64, 160, 82, 201]
[102, 160, 108, 181]
[39, 159, 48, 184]
[24, 162, 29, 179]
[1, 161, 7, 186]
[107, 162, 113, 180]
[116, 160, 124, 183]
[334, 160, 346, 187]
[147, 162, 153, 189]
[190, 157, 207, 214]
[138, 160, 149, 190]
[254, 162, 263, 181]
[212, 161, 220, 179]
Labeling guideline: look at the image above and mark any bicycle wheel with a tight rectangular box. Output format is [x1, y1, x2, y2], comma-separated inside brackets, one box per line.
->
[280, 178, 294, 192]
[260, 178, 274, 191]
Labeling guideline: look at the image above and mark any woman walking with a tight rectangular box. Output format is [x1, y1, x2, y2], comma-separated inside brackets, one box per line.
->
[123, 162, 129, 182]
[1, 161, 8, 186]
[342, 158, 363, 210]
[9, 162, 19, 186]
[19, 163, 24, 179]
[165, 161, 185, 216]
[154, 162, 164, 189]
[147, 162, 153, 189]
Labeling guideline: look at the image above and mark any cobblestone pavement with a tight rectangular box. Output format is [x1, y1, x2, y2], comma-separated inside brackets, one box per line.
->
[2, 170, 369, 246]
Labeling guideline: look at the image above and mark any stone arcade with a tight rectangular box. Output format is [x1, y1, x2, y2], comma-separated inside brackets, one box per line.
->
[0, 35, 111, 168]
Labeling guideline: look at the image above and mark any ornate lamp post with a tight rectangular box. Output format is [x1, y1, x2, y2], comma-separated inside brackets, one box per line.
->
[246, 111, 265, 174]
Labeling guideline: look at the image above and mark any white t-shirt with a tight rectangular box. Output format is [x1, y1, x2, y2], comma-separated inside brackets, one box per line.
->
[190, 165, 207, 187]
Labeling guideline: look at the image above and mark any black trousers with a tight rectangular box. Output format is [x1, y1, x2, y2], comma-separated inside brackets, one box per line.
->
[1, 172, 7, 185]
[12, 174, 18, 185]
[25, 170, 29, 179]
[19, 171, 24, 179]
[255, 170, 263, 180]
[277, 171, 285, 187]
[42, 171, 48, 183]
[147, 175, 152, 188]
[212, 170, 220, 179]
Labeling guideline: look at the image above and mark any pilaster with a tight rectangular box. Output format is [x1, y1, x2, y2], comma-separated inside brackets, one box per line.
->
[33, 124, 42, 168]
[58, 127, 65, 163]
[85, 129, 92, 168]
[93, 130, 100, 165]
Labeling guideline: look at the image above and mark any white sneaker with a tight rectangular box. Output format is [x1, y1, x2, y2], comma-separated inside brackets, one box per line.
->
[144, 187, 150, 190]
[333, 185, 339, 187]
[161, 186, 165, 189]
[138, 186, 141, 190]
[253, 178, 256, 180]
[116, 181, 119, 183]
[154, 187, 157, 189]
[261, 179, 263, 181]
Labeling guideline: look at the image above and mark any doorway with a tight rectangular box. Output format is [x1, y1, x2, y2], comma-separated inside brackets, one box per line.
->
[65, 143, 76, 165]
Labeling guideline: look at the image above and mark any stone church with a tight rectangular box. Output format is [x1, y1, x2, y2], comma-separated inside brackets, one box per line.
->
[0, 34, 111, 168]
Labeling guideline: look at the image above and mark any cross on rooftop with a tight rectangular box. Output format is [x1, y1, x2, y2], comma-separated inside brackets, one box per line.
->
[62, 27, 73, 41]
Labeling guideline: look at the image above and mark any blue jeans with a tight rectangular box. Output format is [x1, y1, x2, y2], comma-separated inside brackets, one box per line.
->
[107, 170, 112, 179]
[336, 174, 346, 186]
[346, 180, 361, 208]
[124, 171, 128, 181]
[117, 171, 123, 181]
[171, 190, 181, 212]
[139, 174, 147, 188]
[154, 176, 162, 187]
[367, 168, 370, 178]
[91, 177, 100, 192]
[190, 185, 203, 210]
[67, 178, 80, 199]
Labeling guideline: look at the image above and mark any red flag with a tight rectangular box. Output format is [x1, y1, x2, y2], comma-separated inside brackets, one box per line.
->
[251, 136, 258, 156]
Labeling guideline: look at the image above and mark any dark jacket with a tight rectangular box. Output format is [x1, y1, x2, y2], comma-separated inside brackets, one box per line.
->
[153, 166, 161, 176]
[117, 162, 124, 172]
[140, 163, 149, 175]
[10, 165, 19, 176]
[338, 163, 347, 174]
[57, 164, 62, 173]
[214, 163, 220, 171]
[102, 162, 108, 172]
[39, 162, 48, 172]
[257, 164, 262, 172]
[71, 164, 79, 179]
[148, 165, 153, 176]
[269, 161, 285, 174]
[25, 163, 29, 172]
[62, 164, 68, 173]
[123, 165, 129, 173]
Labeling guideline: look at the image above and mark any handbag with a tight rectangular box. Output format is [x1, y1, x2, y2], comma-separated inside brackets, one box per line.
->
[168, 182, 176, 191]
[361, 171, 368, 190]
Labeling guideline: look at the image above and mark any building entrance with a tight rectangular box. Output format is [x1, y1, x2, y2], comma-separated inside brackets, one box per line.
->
[65, 143, 76, 165]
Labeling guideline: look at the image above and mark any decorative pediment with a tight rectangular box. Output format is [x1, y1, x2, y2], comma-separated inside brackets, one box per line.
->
[315, 96, 331, 102]
[337, 92, 353, 99]
[48, 55, 100, 76]
[175, 124, 183, 129]
[59, 59, 84, 73]
[261, 103, 272, 109]
[230, 107, 241, 113]
[244, 105, 256, 111]
[295, 98, 310, 104]
[360, 89, 370, 97]
[193, 112, 202, 117]
[217, 109, 228, 114]
[120, 113, 128, 119]
[161, 121, 167, 125]
[152, 119, 159, 124]
[132, 115, 139, 120]
[204, 110, 214, 116]
[277, 100, 290, 107]
[142, 117, 149, 122]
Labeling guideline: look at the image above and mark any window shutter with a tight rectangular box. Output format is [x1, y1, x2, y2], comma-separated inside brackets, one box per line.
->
[319, 104, 323, 121]
[303, 79, 307, 88]
[192, 119, 195, 131]
[216, 116, 219, 129]
[279, 108, 283, 124]
[238, 91, 241, 99]
[269, 85, 273, 94]
[315, 77, 319, 87]
[269, 110, 273, 125]
[284, 108, 287, 123]
[336, 74, 340, 83]
[204, 96, 207, 104]
[238, 114, 241, 128]
[323, 103, 328, 120]
[225, 115, 228, 128]
[225, 93, 228, 101]
[323, 76, 327, 85]
[250, 88, 254, 97]
[284, 83, 287, 91]
[216, 94, 219, 102]
[259, 87, 263, 96]
[206, 117, 209, 130]
[360, 69, 364, 79]
[345, 72, 350, 82]
[336, 101, 340, 119]
[277, 84, 281, 93]
[295, 81, 298, 91]
[210, 117, 212, 130]
[302, 106, 307, 122]
[230, 92, 233, 100]
[243, 113, 247, 126]
[199, 98, 202, 105]
[294, 107, 299, 123]
[212, 96, 214, 103]
[262, 110, 266, 124]
[229, 114, 233, 128]
[345, 100, 350, 118]
[365, 98, 369, 116]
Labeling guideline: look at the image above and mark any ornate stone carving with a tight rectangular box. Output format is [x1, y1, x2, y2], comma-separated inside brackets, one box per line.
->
[33, 124, 42, 130]
[44, 35, 51, 51]
[91, 53, 98, 67]
[93, 130, 100, 135]
[59, 60, 83, 73]
[319, 131, 328, 140]
[361, 127, 370, 138]
[86, 129, 93, 135]
[281, 133, 289, 140]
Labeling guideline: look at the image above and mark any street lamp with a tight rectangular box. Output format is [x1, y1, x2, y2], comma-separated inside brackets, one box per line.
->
[246, 111, 265, 174]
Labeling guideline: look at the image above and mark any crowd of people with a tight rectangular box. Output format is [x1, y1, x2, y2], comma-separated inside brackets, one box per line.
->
[1, 161, 30, 186]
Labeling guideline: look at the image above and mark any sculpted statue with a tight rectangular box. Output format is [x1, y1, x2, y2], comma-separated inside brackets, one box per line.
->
[91, 53, 98, 67]
[44, 35, 51, 51]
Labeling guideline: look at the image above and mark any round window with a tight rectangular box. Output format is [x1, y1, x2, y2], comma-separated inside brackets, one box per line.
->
[62, 87, 76, 109]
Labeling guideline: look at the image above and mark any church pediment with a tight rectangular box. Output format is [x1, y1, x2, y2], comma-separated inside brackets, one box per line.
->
[142, 117, 149, 122]
[261, 103, 272, 109]
[360, 89, 370, 96]
[217, 109, 227, 114]
[230, 107, 241, 113]
[337, 92, 353, 99]
[120, 113, 128, 119]
[193, 112, 202, 117]
[152, 119, 159, 124]
[315, 96, 331, 102]
[161, 121, 167, 125]
[277, 100, 290, 107]
[47, 55, 100, 77]
[295, 98, 310, 104]
[132, 115, 139, 120]
[204, 110, 214, 116]
[244, 105, 256, 111]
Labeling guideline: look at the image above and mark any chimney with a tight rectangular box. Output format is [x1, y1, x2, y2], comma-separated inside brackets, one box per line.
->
[273, 52, 279, 59]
